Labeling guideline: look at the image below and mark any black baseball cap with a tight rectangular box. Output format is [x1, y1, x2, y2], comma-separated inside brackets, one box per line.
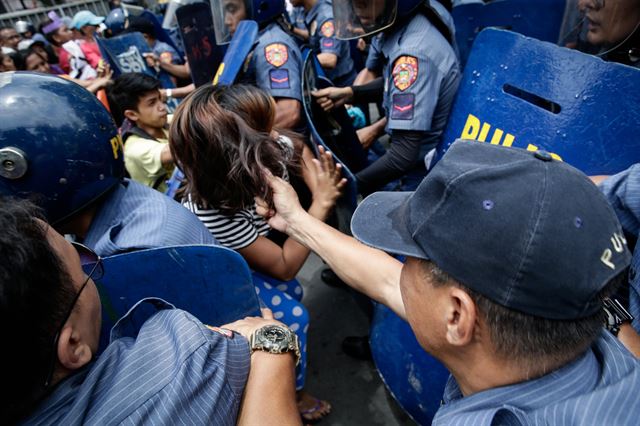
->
[351, 140, 631, 320]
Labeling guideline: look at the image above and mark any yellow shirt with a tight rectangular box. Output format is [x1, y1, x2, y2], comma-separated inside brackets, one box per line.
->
[123, 128, 173, 193]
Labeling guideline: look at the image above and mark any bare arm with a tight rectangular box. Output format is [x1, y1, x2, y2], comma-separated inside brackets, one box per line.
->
[160, 144, 173, 168]
[159, 61, 191, 79]
[618, 324, 640, 357]
[317, 52, 337, 70]
[353, 67, 379, 86]
[223, 310, 301, 426]
[257, 174, 406, 319]
[274, 98, 302, 129]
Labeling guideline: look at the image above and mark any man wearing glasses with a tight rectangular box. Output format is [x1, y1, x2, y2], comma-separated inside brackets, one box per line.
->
[0, 199, 301, 424]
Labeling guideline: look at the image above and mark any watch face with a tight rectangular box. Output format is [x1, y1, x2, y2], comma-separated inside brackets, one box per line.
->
[263, 325, 288, 343]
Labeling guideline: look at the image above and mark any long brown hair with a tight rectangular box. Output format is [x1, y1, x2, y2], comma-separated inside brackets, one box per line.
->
[170, 84, 289, 214]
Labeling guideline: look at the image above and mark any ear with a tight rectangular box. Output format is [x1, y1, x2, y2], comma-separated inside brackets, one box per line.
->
[57, 325, 94, 372]
[444, 288, 477, 347]
[124, 109, 140, 123]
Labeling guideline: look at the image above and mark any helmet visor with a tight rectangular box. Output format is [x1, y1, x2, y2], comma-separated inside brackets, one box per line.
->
[333, 0, 397, 40]
[560, 0, 640, 60]
[211, 0, 249, 45]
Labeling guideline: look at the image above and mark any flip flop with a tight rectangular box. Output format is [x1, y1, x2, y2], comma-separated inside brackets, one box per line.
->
[299, 397, 331, 423]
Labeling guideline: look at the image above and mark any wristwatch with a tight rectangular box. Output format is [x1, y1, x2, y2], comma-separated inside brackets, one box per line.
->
[249, 324, 301, 366]
[603, 297, 635, 336]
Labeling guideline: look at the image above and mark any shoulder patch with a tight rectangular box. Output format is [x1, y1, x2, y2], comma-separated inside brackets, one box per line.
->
[264, 43, 289, 68]
[159, 51, 173, 63]
[320, 20, 335, 38]
[392, 55, 419, 91]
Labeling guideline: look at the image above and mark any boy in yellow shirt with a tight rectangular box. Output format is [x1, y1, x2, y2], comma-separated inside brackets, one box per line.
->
[107, 73, 173, 192]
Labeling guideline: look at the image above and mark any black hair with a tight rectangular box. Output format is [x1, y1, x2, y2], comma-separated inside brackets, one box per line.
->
[0, 198, 76, 422]
[106, 72, 161, 126]
[126, 16, 156, 39]
[424, 261, 626, 375]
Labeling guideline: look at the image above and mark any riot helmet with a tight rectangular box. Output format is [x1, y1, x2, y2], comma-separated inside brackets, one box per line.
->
[104, 7, 128, 37]
[211, 0, 286, 44]
[332, 0, 424, 40]
[561, 0, 640, 67]
[0, 73, 125, 225]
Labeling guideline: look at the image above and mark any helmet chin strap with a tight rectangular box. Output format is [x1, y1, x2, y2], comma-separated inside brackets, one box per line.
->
[595, 19, 640, 61]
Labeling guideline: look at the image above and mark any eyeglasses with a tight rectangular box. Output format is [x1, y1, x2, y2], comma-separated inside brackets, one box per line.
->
[43, 242, 103, 388]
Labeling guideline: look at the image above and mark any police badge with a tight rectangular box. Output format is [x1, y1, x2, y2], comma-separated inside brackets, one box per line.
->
[265, 43, 289, 68]
[392, 55, 418, 91]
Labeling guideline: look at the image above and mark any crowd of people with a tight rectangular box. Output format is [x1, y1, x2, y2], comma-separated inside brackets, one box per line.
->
[0, 0, 639, 424]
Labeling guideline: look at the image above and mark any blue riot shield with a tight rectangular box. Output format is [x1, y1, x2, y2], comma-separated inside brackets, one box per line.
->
[371, 304, 450, 425]
[176, 2, 225, 87]
[301, 47, 364, 232]
[213, 20, 258, 86]
[437, 29, 640, 175]
[96, 32, 179, 109]
[95, 245, 261, 353]
[453, 0, 566, 68]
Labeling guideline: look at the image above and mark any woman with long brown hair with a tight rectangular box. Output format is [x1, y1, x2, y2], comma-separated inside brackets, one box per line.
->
[170, 84, 344, 422]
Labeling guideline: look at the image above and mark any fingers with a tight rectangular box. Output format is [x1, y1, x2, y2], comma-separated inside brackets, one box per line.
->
[261, 308, 274, 319]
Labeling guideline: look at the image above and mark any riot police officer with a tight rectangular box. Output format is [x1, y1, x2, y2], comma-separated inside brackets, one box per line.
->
[210, 0, 304, 129]
[314, 0, 461, 194]
[0, 73, 217, 256]
[291, 0, 357, 86]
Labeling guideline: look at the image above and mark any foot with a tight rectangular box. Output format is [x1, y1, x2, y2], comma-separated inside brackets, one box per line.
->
[342, 335, 372, 360]
[320, 268, 347, 288]
[297, 390, 331, 423]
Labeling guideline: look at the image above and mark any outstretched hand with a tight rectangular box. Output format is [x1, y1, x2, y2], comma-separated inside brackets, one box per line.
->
[312, 86, 353, 111]
[311, 146, 347, 211]
[219, 308, 285, 340]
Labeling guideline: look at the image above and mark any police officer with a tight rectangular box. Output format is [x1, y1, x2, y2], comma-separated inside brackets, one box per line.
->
[314, 0, 461, 194]
[291, 0, 357, 86]
[211, 0, 304, 129]
[0, 73, 217, 257]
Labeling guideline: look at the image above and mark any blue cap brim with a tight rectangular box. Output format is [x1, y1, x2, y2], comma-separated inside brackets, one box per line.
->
[350, 191, 429, 260]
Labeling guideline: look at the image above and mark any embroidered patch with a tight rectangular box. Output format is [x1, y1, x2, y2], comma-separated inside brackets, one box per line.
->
[205, 325, 234, 338]
[159, 51, 173, 63]
[392, 55, 418, 91]
[265, 43, 289, 67]
[270, 69, 290, 89]
[322, 39, 334, 48]
[391, 93, 415, 120]
[320, 20, 335, 37]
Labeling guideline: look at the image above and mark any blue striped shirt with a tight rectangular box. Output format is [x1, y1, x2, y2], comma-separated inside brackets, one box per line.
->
[600, 164, 640, 332]
[433, 331, 640, 425]
[23, 298, 250, 425]
[83, 179, 218, 256]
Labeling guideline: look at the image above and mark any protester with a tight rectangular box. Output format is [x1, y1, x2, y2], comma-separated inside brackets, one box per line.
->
[257, 140, 640, 424]
[107, 73, 174, 192]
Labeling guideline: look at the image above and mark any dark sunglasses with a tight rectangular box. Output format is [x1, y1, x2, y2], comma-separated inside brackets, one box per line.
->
[43, 242, 103, 388]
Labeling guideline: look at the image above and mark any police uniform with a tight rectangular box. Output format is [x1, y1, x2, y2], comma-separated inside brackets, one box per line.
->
[242, 22, 303, 102]
[152, 40, 182, 64]
[356, 12, 460, 192]
[305, 0, 356, 86]
[290, 6, 306, 31]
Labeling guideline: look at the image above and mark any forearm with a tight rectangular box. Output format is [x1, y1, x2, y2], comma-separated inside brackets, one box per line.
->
[353, 67, 378, 86]
[618, 324, 640, 357]
[351, 77, 384, 103]
[237, 353, 300, 426]
[287, 211, 406, 318]
[160, 62, 190, 79]
[274, 99, 302, 129]
[317, 52, 337, 70]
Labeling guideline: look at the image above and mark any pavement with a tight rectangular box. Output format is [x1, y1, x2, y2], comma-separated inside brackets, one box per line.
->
[297, 253, 417, 426]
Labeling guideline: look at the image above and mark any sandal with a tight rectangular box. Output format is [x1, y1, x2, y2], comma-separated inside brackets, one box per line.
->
[298, 394, 331, 423]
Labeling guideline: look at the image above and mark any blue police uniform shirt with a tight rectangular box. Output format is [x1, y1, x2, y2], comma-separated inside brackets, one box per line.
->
[152, 40, 181, 64]
[23, 298, 250, 425]
[244, 22, 303, 102]
[290, 6, 306, 30]
[365, 13, 460, 145]
[83, 179, 218, 257]
[305, 0, 356, 86]
[433, 331, 640, 425]
[600, 164, 640, 332]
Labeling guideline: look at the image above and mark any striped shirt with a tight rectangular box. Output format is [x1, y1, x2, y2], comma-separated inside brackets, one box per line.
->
[433, 331, 640, 425]
[184, 199, 270, 250]
[600, 164, 640, 332]
[23, 298, 250, 425]
[83, 179, 218, 257]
